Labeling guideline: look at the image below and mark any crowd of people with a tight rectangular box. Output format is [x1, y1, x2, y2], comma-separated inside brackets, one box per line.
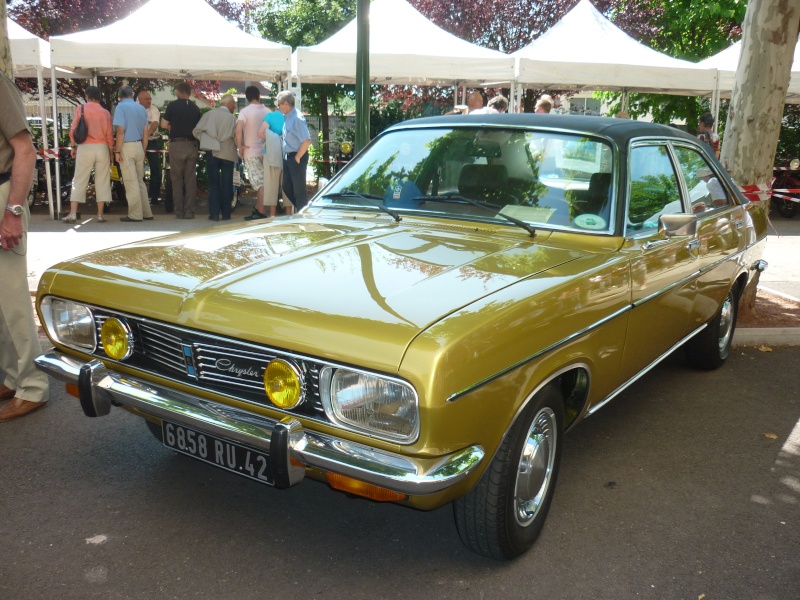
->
[58, 81, 312, 225]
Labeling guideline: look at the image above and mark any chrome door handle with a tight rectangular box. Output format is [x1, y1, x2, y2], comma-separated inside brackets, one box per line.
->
[686, 239, 700, 252]
[734, 219, 744, 229]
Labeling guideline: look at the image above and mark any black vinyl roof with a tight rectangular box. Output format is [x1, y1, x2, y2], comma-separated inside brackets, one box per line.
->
[389, 113, 699, 146]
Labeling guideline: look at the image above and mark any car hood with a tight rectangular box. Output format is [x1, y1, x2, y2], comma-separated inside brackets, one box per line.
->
[43, 215, 585, 371]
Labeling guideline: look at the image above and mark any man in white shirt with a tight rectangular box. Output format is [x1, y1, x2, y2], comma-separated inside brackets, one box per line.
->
[137, 90, 162, 204]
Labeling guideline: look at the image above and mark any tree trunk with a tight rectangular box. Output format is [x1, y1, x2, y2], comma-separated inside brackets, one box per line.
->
[1, 1, 13, 79]
[720, 0, 800, 315]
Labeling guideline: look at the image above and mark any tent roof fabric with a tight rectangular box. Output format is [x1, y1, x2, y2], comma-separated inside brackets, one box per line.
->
[7, 17, 50, 75]
[49, 0, 291, 80]
[512, 0, 717, 94]
[292, 0, 514, 85]
[699, 38, 800, 101]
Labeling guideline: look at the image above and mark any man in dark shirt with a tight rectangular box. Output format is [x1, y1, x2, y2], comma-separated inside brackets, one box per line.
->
[161, 82, 201, 218]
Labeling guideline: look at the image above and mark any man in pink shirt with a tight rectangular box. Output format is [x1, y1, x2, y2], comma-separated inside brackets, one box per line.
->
[63, 85, 114, 223]
[236, 86, 269, 216]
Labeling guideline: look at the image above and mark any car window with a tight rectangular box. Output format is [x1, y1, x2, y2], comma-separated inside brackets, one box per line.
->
[627, 144, 682, 232]
[319, 127, 615, 234]
[673, 146, 730, 214]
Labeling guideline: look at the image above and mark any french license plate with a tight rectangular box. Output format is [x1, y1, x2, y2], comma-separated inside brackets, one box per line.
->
[162, 420, 274, 485]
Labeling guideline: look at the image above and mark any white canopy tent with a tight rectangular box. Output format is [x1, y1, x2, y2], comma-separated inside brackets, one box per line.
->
[7, 17, 50, 79]
[512, 0, 718, 107]
[43, 0, 291, 218]
[49, 0, 291, 80]
[698, 38, 800, 103]
[292, 0, 514, 87]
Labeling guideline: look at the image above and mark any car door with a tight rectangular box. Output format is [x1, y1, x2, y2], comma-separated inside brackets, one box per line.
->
[671, 144, 746, 325]
[618, 142, 699, 381]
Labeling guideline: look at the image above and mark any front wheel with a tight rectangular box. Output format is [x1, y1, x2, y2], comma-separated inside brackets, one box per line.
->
[685, 286, 738, 370]
[454, 383, 564, 560]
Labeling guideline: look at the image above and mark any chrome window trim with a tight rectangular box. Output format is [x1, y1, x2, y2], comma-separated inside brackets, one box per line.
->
[624, 139, 684, 238]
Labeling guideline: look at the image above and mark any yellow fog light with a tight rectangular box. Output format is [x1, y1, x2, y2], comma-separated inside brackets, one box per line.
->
[340, 141, 352, 154]
[100, 317, 133, 360]
[264, 359, 303, 409]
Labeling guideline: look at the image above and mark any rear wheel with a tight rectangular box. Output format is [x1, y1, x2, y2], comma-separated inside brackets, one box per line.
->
[454, 383, 564, 560]
[685, 285, 738, 370]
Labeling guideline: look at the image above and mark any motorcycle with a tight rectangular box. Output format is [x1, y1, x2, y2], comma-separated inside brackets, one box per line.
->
[772, 158, 800, 219]
[332, 140, 354, 174]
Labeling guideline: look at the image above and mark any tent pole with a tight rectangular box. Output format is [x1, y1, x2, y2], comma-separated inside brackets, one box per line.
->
[712, 72, 720, 134]
[37, 65, 54, 219]
[453, 83, 458, 108]
[50, 64, 62, 219]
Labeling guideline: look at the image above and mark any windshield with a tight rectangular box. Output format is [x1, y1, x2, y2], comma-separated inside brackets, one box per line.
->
[315, 126, 616, 234]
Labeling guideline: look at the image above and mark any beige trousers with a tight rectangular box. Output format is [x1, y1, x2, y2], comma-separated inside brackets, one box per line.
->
[263, 164, 284, 207]
[120, 141, 152, 220]
[0, 182, 49, 403]
[71, 143, 112, 204]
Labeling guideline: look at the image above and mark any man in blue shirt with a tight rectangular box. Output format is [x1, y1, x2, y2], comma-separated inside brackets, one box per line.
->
[113, 85, 152, 221]
[276, 90, 311, 213]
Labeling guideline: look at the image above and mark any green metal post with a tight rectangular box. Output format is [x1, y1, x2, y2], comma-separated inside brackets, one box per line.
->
[355, 0, 370, 152]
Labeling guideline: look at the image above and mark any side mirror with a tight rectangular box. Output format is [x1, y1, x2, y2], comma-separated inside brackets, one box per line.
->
[659, 213, 697, 237]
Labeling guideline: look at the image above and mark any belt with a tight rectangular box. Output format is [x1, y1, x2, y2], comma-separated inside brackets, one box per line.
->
[123, 140, 143, 143]
[170, 137, 196, 142]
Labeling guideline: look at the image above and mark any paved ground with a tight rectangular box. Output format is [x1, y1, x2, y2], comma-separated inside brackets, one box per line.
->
[1, 347, 797, 599]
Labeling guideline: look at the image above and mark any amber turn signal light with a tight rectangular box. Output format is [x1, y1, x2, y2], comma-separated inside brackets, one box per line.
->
[325, 472, 407, 502]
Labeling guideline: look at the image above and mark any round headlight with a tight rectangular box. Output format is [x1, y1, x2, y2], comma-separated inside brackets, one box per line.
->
[790, 158, 800, 170]
[340, 141, 352, 154]
[264, 359, 303, 409]
[100, 317, 134, 360]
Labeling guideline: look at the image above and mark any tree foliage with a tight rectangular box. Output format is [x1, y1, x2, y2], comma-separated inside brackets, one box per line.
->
[603, 0, 747, 129]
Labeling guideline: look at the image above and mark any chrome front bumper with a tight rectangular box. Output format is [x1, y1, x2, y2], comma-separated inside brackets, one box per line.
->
[35, 352, 484, 495]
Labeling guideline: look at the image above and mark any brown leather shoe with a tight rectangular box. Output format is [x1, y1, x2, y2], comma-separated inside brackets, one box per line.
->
[0, 397, 48, 422]
[0, 384, 15, 401]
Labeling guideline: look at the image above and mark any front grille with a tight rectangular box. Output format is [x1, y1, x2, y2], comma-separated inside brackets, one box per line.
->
[92, 311, 326, 419]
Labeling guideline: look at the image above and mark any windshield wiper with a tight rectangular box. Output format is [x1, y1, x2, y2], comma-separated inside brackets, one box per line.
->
[322, 190, 402, 222]
[412, 195, 536, 237]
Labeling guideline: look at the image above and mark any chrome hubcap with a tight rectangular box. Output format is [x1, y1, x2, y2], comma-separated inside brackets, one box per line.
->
[514, 407, 557, 527]
[717, 292, 735, 354]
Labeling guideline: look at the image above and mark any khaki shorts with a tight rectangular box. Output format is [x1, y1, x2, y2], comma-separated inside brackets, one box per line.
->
[244, 156, 264, 190]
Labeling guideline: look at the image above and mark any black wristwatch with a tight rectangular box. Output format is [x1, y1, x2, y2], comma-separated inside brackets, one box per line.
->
[5, 204, 24, 217]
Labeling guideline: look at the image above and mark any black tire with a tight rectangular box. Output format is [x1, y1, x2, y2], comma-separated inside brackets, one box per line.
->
[454, 383, 564, 560]
[685, 285, 738, 370]
[145, 419, 163, 443]
[777, 199, 797, 218]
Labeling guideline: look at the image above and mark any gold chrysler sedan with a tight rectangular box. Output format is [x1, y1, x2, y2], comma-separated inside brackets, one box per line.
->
[35, 115, 767, 560]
